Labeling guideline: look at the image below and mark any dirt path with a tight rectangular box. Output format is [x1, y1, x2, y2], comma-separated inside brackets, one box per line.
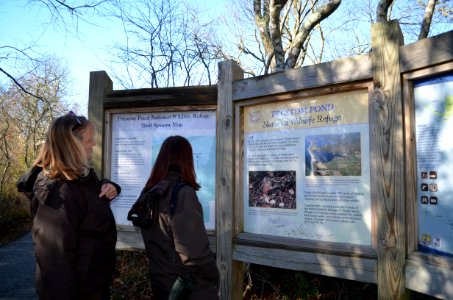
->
[0, 232, 36, 300]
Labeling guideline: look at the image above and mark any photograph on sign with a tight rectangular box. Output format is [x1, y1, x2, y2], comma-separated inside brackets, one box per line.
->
[109, 110, 216, 230]
[243, 90, 372, 245]
[414, 72, 453, 257]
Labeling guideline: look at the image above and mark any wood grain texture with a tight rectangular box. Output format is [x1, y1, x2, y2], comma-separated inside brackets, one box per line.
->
[103, 85, 217, 108]
[235, 233, 376, 258]
[408, 252, 453, 269]
[371, 20, 409, 300]
[116, 229, 145, 251]
[234, 104, 244, 238]
[216, 60, 244, 300]
[115, 227, 217, 253]
[403, 78, 418, 256]
[367, 84, 379, 252]
[233, 244, 377, 283]
[233, 54, 372, 101]
[399, 30, 453, 74]
[405, 258, 453, 299]
[88, 71, 113, 176]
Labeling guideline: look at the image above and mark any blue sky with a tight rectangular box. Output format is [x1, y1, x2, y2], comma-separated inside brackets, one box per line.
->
[0, 0, 227, 114]
[2, 1, 451, 115]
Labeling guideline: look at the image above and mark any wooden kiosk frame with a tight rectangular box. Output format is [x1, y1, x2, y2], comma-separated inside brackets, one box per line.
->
[87, 21, 453, 300]
[232, 81, 377, 278]
[88, 81, 218, 250]
[215, 22, 453, 300]
[403, 61, 453, 298]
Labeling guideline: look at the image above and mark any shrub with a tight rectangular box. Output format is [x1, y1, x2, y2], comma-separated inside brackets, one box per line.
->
[0, 193, 32, 244]
[111, 251, 152, 300]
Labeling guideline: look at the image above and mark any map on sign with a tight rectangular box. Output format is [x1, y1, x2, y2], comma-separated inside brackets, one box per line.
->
[109, 111, 216, 230]
[151, 135, 216, 224]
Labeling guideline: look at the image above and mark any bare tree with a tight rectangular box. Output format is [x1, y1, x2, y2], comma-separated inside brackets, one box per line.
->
[375, 0, 451, 41]
[0, 44, 44, 101]
[221, 0, 451, 76]
[0, 95, 16, 192]
[418, 0, 438, 39]
[376, 0, 394, 22]
[220, 0, 343, 75]
[1, 0, 110, 100]
[28, 0, 110, 30]
[21, 60, 68, 166]
[1, 58, 68, 170]
[252, 0, 342, 73]
[106, 0, 221, 89]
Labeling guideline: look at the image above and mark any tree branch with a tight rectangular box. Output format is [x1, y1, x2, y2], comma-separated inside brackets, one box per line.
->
[268, 0, 288, 72]
[376, 0, 394, 23]
[0, 67, 47, 104]
[285, 0, 341, 69]
[418, 0, 437, 40]
[254, 0, 275, 69]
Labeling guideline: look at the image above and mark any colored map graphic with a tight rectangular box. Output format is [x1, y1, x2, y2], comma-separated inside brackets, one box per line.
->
[151, 136, 216, 224]
[425, 95, 453, 118]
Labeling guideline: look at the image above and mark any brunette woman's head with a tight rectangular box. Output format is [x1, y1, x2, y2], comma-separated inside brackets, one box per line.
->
[145, 135, 200, 191]
[34, 111, 93, 180]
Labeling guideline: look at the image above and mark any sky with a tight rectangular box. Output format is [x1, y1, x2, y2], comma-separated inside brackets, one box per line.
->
[2, 1, 452, 116]
[0, 0, 228, 115]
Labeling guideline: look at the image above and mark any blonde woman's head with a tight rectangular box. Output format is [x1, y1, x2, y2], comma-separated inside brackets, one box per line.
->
[35, 111, 95, 180]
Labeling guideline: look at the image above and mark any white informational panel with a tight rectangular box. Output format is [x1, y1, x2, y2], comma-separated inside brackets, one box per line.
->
[414, 72, 453, 257]
[109, 110, 216, 230]
[242, 90, 372, 245]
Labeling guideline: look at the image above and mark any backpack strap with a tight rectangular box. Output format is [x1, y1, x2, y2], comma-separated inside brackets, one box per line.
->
[169, 182, 187, 217]
[168, 182, 195, 291]
[127, 181, 170, 228]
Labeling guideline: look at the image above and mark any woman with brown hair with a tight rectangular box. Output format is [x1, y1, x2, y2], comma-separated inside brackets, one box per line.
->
[17, 112, 121, 300]
[130, 135, 219, 300]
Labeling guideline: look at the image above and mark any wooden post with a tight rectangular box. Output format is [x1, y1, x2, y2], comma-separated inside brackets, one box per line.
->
[371, 20, 409, 299]
[88, 71, 113, 177]
[216, 60, 244, 300]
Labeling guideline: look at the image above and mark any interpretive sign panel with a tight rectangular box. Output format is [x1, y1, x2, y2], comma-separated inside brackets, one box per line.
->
[242, 90, 372, 245]
[109, 110, 216, 230]
[415, 72, 453, 257]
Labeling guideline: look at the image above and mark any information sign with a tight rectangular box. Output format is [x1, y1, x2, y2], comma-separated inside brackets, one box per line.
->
[243, 90, 372, 245]
[415, 73, 453, 257]
[109, 110, 216, 230]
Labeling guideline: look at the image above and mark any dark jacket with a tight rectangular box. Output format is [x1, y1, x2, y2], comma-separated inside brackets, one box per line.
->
[139, 171, 219, 300]
[17, 166, 120, 300]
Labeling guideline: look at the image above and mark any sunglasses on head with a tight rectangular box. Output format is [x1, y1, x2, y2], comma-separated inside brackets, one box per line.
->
[66, 111, 86, 131]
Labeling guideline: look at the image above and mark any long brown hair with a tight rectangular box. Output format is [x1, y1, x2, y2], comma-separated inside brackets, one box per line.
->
[144, 135, 200, 191]
[34, 112, 91, 180]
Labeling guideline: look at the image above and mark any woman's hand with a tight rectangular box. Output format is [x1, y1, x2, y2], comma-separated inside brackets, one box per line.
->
[99, 183, 118, 200]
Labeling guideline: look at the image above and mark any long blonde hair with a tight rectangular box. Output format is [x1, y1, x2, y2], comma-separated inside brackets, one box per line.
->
[34, 112, 91, 180]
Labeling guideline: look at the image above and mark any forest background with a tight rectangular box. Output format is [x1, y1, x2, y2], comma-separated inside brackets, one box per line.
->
[1, 0, 452, 299]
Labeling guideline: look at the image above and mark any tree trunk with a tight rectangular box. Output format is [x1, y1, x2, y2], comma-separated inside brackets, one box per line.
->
[254, 0, 275, 72]
[285, 0, 341, 69]
[376, 0, 394, 23]
[418, 0, 437, 40]
[269, 0, 288, 72]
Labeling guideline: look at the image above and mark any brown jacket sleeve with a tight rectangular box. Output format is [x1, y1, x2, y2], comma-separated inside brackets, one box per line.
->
[171, 186, 211, 266]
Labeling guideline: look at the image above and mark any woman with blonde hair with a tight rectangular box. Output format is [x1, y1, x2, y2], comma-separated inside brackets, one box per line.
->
[17, 111, 121, 300]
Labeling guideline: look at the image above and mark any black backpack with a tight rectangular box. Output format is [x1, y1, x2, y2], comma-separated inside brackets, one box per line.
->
[127, 182, 186, 229]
